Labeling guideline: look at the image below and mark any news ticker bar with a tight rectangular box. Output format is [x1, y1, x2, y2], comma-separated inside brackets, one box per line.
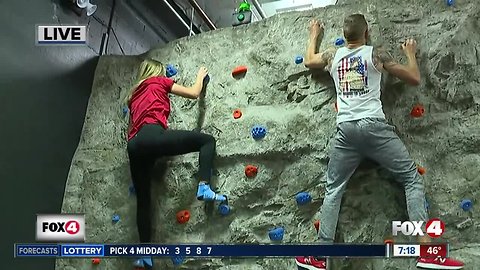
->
[14, 243, 448, 258]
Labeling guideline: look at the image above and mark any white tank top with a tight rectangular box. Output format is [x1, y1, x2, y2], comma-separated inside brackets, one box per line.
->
[329, 45, 385, 124]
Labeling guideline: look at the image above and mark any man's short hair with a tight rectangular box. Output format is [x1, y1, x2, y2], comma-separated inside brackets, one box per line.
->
[343, 14, 368, 42]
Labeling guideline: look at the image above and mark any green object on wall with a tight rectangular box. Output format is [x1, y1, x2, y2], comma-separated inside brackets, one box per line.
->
[239, 1, 251, 12]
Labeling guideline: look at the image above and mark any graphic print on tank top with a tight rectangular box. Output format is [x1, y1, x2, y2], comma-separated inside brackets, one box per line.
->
[337, 56, 369, 98]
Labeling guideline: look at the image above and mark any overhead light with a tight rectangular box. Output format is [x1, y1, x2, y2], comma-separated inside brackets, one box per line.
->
[76, 0, 97, 16]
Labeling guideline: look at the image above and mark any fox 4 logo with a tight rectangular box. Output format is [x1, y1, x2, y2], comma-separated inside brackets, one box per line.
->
[36, 214, 85, 242]
[392, 218, 445, 238]
[42, 221, 79, 234]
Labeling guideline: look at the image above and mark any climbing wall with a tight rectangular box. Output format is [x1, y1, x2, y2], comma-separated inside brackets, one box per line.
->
[56, 0, 480, 269]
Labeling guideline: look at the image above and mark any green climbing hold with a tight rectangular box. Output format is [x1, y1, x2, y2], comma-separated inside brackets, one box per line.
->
[237, 14, 245, 21]
[239, 1, 251, 12]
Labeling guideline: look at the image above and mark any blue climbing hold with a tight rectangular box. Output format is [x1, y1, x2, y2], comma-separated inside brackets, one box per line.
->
[122, 107, 128, 116]
[446, 0, 454, 6]
[218, 204, 230, 216]
[251, 125, 267, 140]
[112, 214, 120, 223]
[296, 192, 312, 206]
[335, 37, 345, 47]
[268, 227, 284, 241]
[166, 64, 177, 78]
[204, 74, 210, 84]
[171, 256, 185, 265]
[295, 56, 303, 64]
[460, 199, 472, 211]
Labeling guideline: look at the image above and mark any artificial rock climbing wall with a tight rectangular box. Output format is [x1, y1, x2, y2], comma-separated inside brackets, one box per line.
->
[57, 0, 480, 269]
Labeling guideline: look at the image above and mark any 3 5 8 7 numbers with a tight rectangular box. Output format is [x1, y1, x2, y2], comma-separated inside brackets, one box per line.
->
[174, 246, 212, 255]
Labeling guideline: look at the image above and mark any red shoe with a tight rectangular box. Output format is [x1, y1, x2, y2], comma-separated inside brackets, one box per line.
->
[295, 256, 326, 270]
[416, 257, 464, 269]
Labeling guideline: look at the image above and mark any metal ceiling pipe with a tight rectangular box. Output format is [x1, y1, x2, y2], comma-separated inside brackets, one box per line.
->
[162, 0, 196, 35]
[187, 0, 217, 30]
[251, 0, 267, 19]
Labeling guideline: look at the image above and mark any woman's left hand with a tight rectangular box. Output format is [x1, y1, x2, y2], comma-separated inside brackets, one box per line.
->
[197, 67, 209, 80]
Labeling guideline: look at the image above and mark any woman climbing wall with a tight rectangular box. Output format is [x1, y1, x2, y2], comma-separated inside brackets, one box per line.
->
[124, 59, 227, 270]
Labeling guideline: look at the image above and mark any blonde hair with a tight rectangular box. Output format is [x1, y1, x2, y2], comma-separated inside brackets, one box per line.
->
[124, 58, 166, 105]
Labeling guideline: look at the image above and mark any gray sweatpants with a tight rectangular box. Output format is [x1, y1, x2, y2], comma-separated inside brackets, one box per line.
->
[318, 117, 429, 242]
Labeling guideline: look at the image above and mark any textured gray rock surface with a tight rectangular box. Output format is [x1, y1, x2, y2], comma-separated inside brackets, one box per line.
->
[57, 0, 480, 269]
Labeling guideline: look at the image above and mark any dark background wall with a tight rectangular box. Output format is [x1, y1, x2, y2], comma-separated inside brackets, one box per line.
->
[0, 0, 205, 269]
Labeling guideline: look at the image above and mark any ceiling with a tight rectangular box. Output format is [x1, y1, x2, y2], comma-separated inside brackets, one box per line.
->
[131, 0, 338, 38]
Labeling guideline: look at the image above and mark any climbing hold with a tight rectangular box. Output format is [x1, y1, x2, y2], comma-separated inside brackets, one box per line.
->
[417, 165, 426, 175]
[384, 239, 394, 245]
[171, 256, 185, 265]
[204, 74, 210, 84]
[446, 0, 454, 6]
[251, 125, 267, 140]
[410, 104, 425, 118]
[244, 165, 258, 178]
[460, 199, 472, 211]
[239, 1, 251, 12]
[166, 64, 177, 78]
[295, 56, 303, 64]
[218, 203, 231, 216]
[122, 107, 128, 116]
[268, 227, 284, 241]
[92, 258, 101, 265]
[334, 102, 338, 112]
[112, 214, 120, 223]
[233, 109, 242, 119]
[295, 192, 312, 206]
[232, 65, 248, 77]
[129, 184, 136, 195]
[237, 13, 245, 21]
[176, 210, 190, 224]
[335, 37, 345, 47]
[313, 220, 320, 233]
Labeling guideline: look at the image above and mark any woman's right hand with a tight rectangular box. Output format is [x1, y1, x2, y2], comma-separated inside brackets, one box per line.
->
[197, 67, 209, 80]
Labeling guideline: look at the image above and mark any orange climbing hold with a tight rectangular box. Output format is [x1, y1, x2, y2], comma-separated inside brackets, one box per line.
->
[176, 210, 190, 224]
[314, 220, 320, 233]
[233, 109, 242, 119]
[245, 165, 258, 178]
[334, 102, 338, 112]
[410, 104, 425, 118]
[417, 165, 426, 175]
[92, 258, 101, 265]
[232, 65, 248, 77]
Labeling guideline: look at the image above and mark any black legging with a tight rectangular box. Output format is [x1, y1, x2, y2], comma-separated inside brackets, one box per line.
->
[127, 124, 216, 243]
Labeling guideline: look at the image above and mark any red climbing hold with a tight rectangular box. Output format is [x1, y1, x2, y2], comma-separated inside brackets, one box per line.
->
[244, 165, 258, 178]
[233, 109, 242, 119]
[417, 165, 426, 175]
[232, 65, 248, 77]
[384, 239, 394, 245]
[314, 220, 320, 233]
[176, 210, 190, 224]
[92, 258, 101, 265]
[410, 104, 425, 118]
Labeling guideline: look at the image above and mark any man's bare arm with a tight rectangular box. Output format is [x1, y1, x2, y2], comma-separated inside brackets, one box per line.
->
[305, 46, 336, 71]
[374, 40, 421, 86]
[304, 19, 336, 70]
